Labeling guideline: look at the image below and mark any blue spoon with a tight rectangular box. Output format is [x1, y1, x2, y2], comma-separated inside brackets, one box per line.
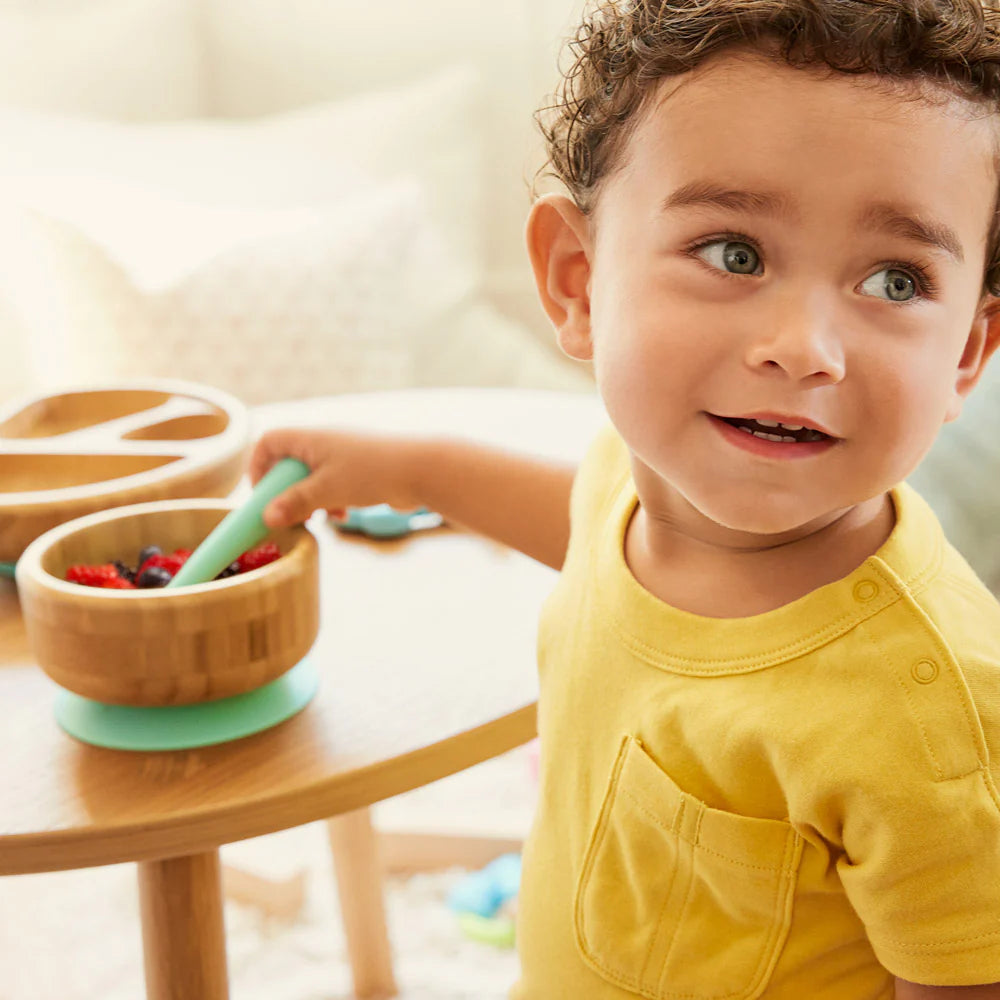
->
[331, 504, 444, 539]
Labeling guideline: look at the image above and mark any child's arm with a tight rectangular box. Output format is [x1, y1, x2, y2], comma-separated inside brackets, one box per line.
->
[408, 436, 576, 571]
[250, 429, 576, 570]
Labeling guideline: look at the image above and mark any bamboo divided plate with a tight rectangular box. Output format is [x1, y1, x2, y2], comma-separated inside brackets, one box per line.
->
[0, 379, 251, 564]
[15, 500, 321, 709]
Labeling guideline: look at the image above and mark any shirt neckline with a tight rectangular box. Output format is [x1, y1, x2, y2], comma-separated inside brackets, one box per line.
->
[595, 474, 944, 676]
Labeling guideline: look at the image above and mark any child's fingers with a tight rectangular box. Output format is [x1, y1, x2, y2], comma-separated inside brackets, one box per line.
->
[262, 477, 325, 529]
[248, 430, 310, 485]
[248, 437, 279, 486]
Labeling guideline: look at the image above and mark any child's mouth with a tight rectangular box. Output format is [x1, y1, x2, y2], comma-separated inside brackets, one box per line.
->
[714, 415, 833, 443]
[707, 413, 840, 459]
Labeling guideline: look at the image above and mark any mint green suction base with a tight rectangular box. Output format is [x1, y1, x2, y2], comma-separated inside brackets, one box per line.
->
[54, 656, 319, 751]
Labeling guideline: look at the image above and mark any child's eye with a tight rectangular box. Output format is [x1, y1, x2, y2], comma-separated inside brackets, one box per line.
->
[687, 237, 938, 303]
[691, 238, 762, 276]
[858, 265, 935, 303]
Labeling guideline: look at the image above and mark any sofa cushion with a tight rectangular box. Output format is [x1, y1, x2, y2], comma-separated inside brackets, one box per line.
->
[5, 180, 465, 404]
[202, 0, 558, 335]
[0, 65, 486, 284]
[2, 176, 589, 406]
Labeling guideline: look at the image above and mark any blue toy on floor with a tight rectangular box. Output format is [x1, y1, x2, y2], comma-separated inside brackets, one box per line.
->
[447, 853, 521, 948]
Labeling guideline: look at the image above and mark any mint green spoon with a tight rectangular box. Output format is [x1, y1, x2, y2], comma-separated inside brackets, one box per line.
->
[166, 457, 310, 588]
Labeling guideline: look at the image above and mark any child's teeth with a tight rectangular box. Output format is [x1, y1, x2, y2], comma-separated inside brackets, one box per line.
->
[756, 419, 805, 431]
[737, 426, 798, 443]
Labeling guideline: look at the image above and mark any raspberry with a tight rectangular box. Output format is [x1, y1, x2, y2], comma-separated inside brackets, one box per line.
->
[136, 552, 186, 580]
[66, 564, 121, 587]
[101, 576, 137, 589]
[236, 542, 281, 573]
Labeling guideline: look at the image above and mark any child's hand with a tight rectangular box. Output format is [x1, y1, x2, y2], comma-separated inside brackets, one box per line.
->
[249, 428, 423, 530]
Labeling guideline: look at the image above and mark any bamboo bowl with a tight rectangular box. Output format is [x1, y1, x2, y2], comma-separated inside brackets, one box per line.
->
[16, 500, 320, 707]
[0, 379, 250, 563]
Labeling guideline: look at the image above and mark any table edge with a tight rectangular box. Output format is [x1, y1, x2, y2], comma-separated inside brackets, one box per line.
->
[0, 702, 538, 875]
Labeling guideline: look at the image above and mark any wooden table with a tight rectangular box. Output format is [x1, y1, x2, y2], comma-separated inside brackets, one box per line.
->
[0, 387, 605, 1000]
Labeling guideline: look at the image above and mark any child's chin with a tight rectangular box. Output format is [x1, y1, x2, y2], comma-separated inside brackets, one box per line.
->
[698, 496, 824, 539]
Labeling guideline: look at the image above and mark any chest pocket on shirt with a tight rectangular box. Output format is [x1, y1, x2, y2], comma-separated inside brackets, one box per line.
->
[574, 735, 803, 1000]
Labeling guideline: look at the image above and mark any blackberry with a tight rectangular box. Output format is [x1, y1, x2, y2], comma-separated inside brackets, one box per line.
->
[214, 561, 241, 580]
[113, 560, 136, 583]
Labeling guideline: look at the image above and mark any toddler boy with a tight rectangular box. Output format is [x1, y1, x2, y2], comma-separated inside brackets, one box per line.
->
[253, 1, 1000, 995]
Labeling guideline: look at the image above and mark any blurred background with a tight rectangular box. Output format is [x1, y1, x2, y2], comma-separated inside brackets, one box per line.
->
[0, 0, 594, 407]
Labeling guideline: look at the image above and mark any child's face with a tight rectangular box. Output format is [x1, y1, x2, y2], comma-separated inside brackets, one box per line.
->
[535, 50, 1000, 538]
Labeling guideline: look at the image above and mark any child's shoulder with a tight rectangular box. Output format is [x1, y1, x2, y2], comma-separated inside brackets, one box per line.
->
[569, 422, 631, 521]
[868, 514, 1000, 789]
[879, 482, 1000, 657]
[916, 536, 1000, 724]
[578, 421, 628, 474]
[917, 520, 1000, 662]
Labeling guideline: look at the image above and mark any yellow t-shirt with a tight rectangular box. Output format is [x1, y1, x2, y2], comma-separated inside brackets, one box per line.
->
[512, 425, 1000, 1000]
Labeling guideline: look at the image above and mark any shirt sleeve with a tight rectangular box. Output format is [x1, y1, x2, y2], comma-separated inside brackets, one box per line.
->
[838, 762, 1000, 985]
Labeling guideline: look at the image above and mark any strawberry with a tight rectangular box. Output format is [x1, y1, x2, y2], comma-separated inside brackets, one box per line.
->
[66, 564, 121, 587]
[236, 542, 281, 574]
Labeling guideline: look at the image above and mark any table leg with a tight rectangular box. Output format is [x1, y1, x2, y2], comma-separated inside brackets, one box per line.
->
[327, 809, 399, 999]
[137, 850, 229, 1000]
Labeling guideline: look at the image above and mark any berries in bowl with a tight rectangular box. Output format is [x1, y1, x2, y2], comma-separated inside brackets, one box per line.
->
[15, 499, 319, 707]
[65, 541, 282, 590]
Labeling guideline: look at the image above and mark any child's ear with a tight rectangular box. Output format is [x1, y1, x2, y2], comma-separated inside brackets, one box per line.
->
[525, 193, 594, 361]
[945, 297, 1000, 422]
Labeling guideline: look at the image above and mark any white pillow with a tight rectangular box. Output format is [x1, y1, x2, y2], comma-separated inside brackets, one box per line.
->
[203, 0, 544, 329]
[0, 0, 204, 120]
[9, 180, 483, 405]
[0, 65, 486, 282]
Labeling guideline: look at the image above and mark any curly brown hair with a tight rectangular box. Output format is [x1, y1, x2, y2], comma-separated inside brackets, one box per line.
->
[535, 0, 1000, 298]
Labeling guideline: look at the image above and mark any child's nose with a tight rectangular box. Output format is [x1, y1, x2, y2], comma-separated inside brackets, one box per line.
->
[743, 291, 846, 383]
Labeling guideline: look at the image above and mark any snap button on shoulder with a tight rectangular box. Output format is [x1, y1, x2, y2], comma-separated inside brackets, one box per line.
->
[911, 659, 939, 684]
[853, 580, 879, 602]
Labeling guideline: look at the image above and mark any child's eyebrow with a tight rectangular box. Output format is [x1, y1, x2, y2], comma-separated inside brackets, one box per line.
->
[660, 180, 965, 263]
